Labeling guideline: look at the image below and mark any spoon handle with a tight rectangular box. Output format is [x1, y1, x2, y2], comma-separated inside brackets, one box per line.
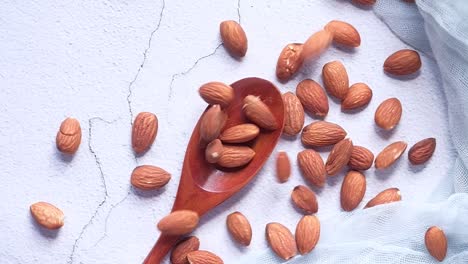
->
[143, 234, 180, 264]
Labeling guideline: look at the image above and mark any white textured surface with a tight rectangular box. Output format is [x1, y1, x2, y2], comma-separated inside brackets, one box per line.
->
[0, 1, 456, 263]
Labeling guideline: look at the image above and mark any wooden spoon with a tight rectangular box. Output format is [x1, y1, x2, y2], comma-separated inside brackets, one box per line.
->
[143, 77, 285, 263]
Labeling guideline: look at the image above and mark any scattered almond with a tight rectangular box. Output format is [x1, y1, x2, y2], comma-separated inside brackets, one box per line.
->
[365, 188, 401, 208]
[301, 30, 333, 61]
[425, 226, 447, 262]
[265, 222, 297, 260]
[170, 236, 200, 264]
[291, 185, 318, 214]
[295, 215, 320, 255]
[297, 149, 326, 187]
[276, 152, 291, 183]
[322, 61, 349, 100]
[157, 210, 199, 235]
[352, 0, 376, 6]
[243, 95, 278, 130]
[326, 138, 354, 176]
[220, 20, 247, 57]
[340, 171, 366, 211]
[220, 123, 260, 143]
[296, 79, 329, 117]
[187, 250, 224, 264]
[276, 43, 304, 81]
[200, 105, 227, 143]
[199, 82, 234, 108]
[408, 138, 436, 165]
[375, 141, 407, 169]
[384, 49, 421, 75]
[226, 212, 252, 246]
[217, 145, 255, 168]
[132, 112, 158, 154]
[324, 20, 361, 47]
[375, 98, 402, 130]
[282, 92, 305, 136]
[301, 121, 347, 147]
[131, 165, 171, 190]
[348, 146, 374, 171]
[341, 83, 373, 110]
[30, 202, 64, 230]
[205, 139, 224, 164]
[56, 117, 81, 154]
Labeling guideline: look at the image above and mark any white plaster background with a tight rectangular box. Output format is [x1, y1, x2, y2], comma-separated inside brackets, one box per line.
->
[0, 0, 456, 263]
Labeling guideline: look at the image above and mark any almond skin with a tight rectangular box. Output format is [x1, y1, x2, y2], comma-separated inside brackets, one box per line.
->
[157, 210, 199, 235]
[296, 79, 329, 117]
[326, 138, 354, 176]
[220, 20, 247, 57]
[302, 30, 333, 61]
[384, 49, 421, 75]
[291, 185, 318, 214]
[187, 250, 224, 264]
[56, 117, 81, 154]
[30, 202, 64, 229]
[295, 215, 320, 255]
[217, 145, 255, 168]
[266, 223, 297, 260]
[276, 43, 304, 81]
[200, 105, 227, 143]
[226, 212, 252, 246]
[322, 61, 349, 100]
[425, 226, 447, 262]
[365, 188, 401, 208]
[297, 150, 326, 187]
[282, 92, 305, 136]
[131, 165, 171, 190]
[205, 139, 224, 164]
[199, 82, 234, 108]
[276, 152, 291, 183]
[243, 95, 278, 130]
[348, 146, 374, 171]
[219, 123, 260, 143]
[408, 138, 436, 165]
[170, 236, 200, 264]
[132, 112, 158, 154]
[301, 121, 347, 147]
[352, 0, 376, 6]
[340, 171, 366, 211]
[342, 83, 373, 110]
[375, 141, 407, 169]
[375, 98, 402, 130]
[325, 20, 361, 47]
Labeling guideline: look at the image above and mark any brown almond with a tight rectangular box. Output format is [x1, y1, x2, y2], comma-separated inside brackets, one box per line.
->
[295, 215, 320, 255]
[205, 139, 224, 164]
[243, 95, 278, 130]
[375, 98, 402, 130]
[291, 185, 318, 214]
[301, 121, 347, 147]
[157, 210, 199, 235]
[220, 20, 247, 57]
[170, 236, 200, 264]
[187, 250, 224, 264]
[199, 82, 234, 108]
[375, 141, 407, 169]
[200, 105, 227, 143]
[276, 151, 291, 183]
[296, 79, 329, 117]
[340, 171, 366, 211]
[348, 146, 374, 171]
[322, 61, 349, 100]
[408, 138, 436, 165]
[266, 223, 297, 260]
[326, 138, 354, 176]
[226, 212, 252, 246]
[276, 43, 304, 81]
[425, 226, 447, 262]
[384, 49, 421, 75]
[324, 20, 361, 47]
[282, 92, 305, 136]
[131, 165, 171, 190]
[219, 124, 260, 143]
[217, 145, 255, 168]
[302, 30, 333, 61]
[56, 117, 81, 154]
[365, 188, 401, 208]
[352, 0, 376, 5]
[132, 112, 158, 154]
[342, 83, 373, 110]
[297, 150, 326, 187]
[30, 202, 64, 230]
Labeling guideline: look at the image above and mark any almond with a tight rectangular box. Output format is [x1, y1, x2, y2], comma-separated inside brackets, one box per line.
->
[276, 151, 291, 183]
[364, 188, 401, 208]
[199, 82, 234, 108]
[157, 210, 199, 235]
[341, 83, 373, 110]
[384, 49, 421, 75]
[265, 222, 297, 260]
[340, 171, 366, 211]
[130, 165, 171, 190]
[297, 150, 326, 187]
[301, 121, 347, 147]
[375, 141, 407, 169]
[219, 124, 260, 143]
[282, 92, 305, 136]
[226, 212, 252, 246]
[276, 43, 304, 81]
[205, 139, 224, 164]
[295, 215, 320, 255]
[375, 98, 402, 130]
[348, 146, 374, 171]
[425, 226, 447, 262]
[326, 138, 353, 176]
[200, 105, 227, 143]
[217, 145, 255, 168]
[324, 20, 361, 47]
[296, 79, 329, 117]
[352, 0, 376, 5]
[30, 202, 64, 229]
[322, 61, 349, 100]
[220, 20, 247, 57]
[56, 117, 81, 154]
[187, 250, 223, 264]
[302, 30, 333, 61]
[408, 138, 436, 165]
[132, 112, 158, 154]
[291, 185, 318, 214]
[243, 95, 278, 130]
[171, 236, 200, 264]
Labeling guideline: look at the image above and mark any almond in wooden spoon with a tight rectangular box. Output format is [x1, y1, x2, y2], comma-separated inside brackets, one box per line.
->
[219, 123, 259, 143]
[199, 82, 234, 108]
[157, 210, 199, 235]
[200, 105, 227, 143]
[205, 139, 224, 164]
[170, 236, 200, 264]
[217, 145, 255, 168]
[243, 95, 278, 130]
